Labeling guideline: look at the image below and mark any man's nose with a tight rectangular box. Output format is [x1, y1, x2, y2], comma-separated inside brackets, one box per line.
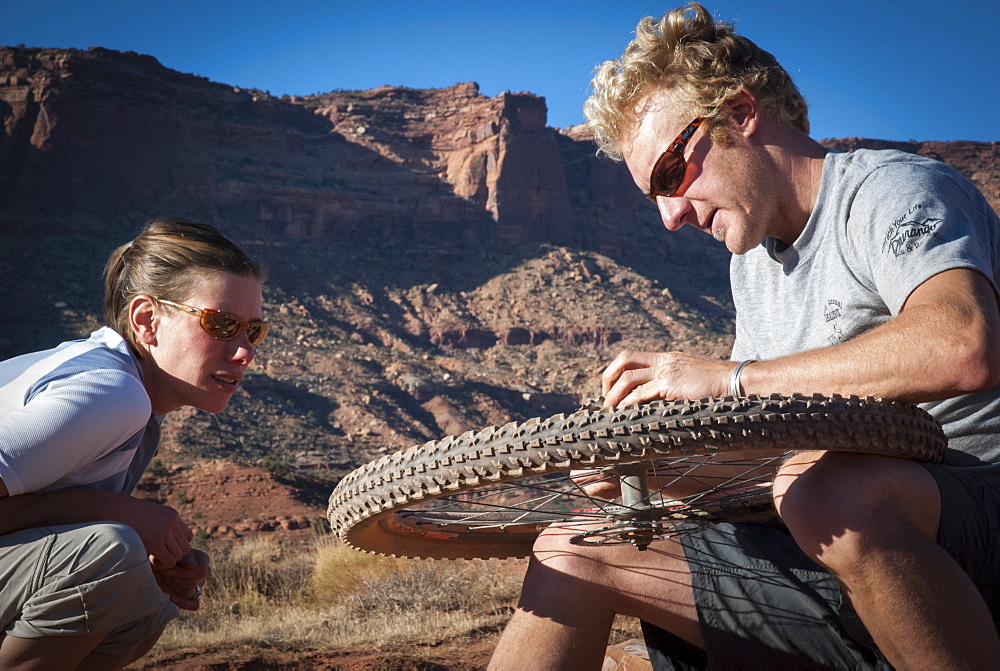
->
[655, 196, 693, 231]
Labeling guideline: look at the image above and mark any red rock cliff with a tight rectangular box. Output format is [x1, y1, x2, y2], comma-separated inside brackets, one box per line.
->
[0, 47, 583, 248]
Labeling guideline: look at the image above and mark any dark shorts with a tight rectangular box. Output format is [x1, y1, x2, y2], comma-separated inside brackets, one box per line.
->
[641, 463, 1000, 671]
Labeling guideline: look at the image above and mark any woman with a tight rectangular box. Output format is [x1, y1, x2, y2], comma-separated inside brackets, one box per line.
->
[0, 216, 270, 669]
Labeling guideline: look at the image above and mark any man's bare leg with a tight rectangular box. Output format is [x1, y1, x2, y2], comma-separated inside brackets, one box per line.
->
[776, 451, 1000, 669]
[488, 526, 702, 671]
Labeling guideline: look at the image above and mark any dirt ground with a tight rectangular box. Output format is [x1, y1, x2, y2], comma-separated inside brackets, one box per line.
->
[134, 457, 328, 541]
[132, 637, 497, 670]
[128, 457, 499, 669]
[128, 456, 651, 670]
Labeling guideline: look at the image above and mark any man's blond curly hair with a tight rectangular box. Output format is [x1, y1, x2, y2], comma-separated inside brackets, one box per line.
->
[584, 2, 809, 159]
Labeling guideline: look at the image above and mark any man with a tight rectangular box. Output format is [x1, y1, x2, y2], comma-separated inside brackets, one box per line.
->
[488, 3, 1000, 669]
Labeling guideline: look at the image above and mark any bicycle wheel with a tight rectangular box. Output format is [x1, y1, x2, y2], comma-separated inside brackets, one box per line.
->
[327, 394, 946, 559]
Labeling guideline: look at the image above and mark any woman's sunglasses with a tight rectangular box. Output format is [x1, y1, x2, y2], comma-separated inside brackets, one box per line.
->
[155, 298, 270, 346]
[645, 117, 705, 203]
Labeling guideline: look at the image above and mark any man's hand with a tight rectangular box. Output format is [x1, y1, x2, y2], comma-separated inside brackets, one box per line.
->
[152, 549, 211, 611]
[570, 468, 620, 499]
[602, 350, 735, 408]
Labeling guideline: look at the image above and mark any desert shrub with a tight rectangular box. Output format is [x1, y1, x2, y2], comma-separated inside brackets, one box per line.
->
[309, 516, 331, 535]
[309, 538, 410, 605]
[350, 561, 495, 614]
[191, 528, 210, 551]
[145, 458, 169, 477]
[203, 536, 314, 618]
[259, 454, 290, 477]
[150, 534, 526, 656]
[310, 539, 520, 616]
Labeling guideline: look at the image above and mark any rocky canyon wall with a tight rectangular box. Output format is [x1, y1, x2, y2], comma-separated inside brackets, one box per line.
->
[0, 46, 624, 251]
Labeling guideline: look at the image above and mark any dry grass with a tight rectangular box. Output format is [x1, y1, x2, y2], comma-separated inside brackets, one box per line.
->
[147, 534, 528, 655]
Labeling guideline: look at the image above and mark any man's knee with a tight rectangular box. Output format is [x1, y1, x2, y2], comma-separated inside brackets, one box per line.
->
[527, 524, 689, 592]
[773, 451, 940, 565]
[774, 451, 853, 529]
[529, 525, 606, 577]
[525, 524, 653, 596]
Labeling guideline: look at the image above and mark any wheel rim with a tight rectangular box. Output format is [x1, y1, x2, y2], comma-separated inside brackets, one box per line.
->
[349, 451, 788, 554]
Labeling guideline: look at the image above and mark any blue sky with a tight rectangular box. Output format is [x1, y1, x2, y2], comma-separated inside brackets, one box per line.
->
[3, 1, 998, 142]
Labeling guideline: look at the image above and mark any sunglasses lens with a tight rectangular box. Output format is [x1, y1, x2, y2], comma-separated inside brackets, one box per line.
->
[202, 311, 242, 339]
[650, 151, 684, 197]
[246, 322, 269, 347]
[196, 307, 268, 345]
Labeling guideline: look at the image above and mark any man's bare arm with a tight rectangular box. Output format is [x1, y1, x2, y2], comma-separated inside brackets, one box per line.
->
[739, 268, 1000, 402]
[604, 268, 1000, 406]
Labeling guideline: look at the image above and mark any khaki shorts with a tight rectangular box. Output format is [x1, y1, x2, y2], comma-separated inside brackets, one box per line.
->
[0, 522, 178, 655]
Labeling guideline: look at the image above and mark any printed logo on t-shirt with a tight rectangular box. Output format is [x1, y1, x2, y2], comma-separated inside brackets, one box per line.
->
[823, 299, 845, 345]
[824, 299, 842, 322]
[881, 205, 944, 257]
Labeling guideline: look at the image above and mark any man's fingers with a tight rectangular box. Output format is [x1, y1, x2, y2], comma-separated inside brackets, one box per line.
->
[602, 350, 658, 394]
[605, 367, 657, 407]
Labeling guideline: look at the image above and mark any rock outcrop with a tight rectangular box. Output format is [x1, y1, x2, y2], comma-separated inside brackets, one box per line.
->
[3, 45, 996, 250]
[0, 44, 734, 364]
[0, 46, 624, 251]
[306, 82, 572, 245]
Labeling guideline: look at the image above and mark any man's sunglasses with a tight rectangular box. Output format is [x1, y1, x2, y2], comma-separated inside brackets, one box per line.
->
[155, 298, 270, 347]
[645, 117, 705, 203]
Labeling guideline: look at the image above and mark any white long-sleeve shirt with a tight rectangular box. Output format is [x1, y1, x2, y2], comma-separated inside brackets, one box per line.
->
[0, 327, 161, 496]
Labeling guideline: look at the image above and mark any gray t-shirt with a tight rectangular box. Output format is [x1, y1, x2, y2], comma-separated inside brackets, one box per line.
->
[731, 149, 1000, 468]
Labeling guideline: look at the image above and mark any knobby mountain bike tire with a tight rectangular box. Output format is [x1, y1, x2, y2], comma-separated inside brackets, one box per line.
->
[327, 394, 946, 559]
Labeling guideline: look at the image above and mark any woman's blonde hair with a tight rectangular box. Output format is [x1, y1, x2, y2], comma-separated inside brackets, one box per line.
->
[584, 2, 809, 159]
[103, 216, 263, 356]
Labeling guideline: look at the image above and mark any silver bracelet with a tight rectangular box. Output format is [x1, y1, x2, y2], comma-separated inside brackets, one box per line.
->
[729, 359, 756, 397]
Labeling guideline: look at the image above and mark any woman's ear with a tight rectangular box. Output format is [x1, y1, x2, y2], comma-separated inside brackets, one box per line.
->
[129, 295, 158, 348]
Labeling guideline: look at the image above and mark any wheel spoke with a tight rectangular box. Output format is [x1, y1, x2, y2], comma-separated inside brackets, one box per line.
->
[398, 454, 786, 540]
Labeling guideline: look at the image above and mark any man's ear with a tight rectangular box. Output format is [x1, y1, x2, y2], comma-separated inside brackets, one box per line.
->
[727, 88, 760, 138]
[130, 295, 158, 348]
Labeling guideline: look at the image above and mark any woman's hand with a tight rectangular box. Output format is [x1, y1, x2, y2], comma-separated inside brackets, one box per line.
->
[0, 489, 193, 568]
[110, 495, 193, 568]
[152, 548, 211, 611]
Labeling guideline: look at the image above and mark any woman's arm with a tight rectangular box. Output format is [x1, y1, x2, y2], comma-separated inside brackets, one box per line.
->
[0, 480, 193, 568]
